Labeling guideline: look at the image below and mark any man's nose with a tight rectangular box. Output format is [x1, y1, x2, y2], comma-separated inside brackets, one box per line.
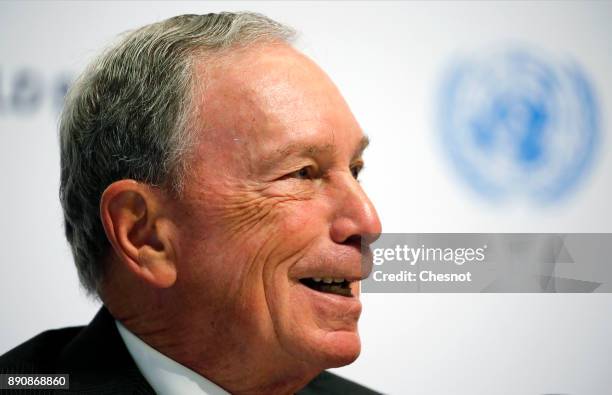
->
[329, 174, 382, 247]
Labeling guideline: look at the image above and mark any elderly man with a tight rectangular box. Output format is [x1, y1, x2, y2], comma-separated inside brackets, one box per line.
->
[0, 12, 381, 394]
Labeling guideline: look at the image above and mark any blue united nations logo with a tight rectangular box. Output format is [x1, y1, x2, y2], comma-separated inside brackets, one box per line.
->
[438, 49, 599, 202]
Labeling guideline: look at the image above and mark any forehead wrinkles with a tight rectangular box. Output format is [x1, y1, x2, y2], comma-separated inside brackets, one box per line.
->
[189, 43, 355, 177]
[188, 51, 272, 176]
[205, 42, 337, 121]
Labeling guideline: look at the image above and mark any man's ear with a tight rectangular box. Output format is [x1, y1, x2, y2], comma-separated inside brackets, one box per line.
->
[100, 180, 177, 288]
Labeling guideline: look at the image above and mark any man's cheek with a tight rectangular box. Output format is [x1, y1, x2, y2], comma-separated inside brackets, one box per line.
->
[212, 184, 318, 240]
[276, 197, 329, 237]
[210, 191, 297, 237]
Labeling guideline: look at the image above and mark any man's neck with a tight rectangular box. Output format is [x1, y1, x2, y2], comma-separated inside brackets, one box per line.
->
[114, 308, 320, 395]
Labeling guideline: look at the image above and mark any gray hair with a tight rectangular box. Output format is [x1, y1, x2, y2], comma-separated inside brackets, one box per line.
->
[59, 12, 295, 295]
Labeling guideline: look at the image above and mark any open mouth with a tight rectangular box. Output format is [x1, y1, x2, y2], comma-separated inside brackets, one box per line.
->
[299, 277, 353, 297]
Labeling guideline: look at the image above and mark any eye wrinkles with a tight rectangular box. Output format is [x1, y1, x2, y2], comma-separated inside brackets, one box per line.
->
[261, 135, 370, 182]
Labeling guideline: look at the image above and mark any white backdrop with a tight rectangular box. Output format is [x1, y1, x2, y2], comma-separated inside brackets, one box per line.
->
[1, 1, 611, 394]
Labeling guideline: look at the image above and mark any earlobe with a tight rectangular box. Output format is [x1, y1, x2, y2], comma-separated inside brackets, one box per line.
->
[100, 180, 177, 289]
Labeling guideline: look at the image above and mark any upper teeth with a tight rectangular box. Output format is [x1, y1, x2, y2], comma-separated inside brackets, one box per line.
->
[313, 277, 345, 283]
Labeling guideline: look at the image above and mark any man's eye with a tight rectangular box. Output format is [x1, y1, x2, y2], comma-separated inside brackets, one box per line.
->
[350, 164, 363, 180]
[289, 166, 315, 180]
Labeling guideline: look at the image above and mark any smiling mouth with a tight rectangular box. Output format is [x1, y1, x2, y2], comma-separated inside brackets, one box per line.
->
[299, 277, 353, 297]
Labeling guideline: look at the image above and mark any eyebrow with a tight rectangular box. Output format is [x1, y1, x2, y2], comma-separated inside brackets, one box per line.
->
[261, 135, 370, 168]
[355, 135, 370, 158]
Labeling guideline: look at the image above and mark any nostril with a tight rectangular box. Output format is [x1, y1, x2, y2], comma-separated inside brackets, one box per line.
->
[362, 232, 381, 245]
[344, 234, 362, 250]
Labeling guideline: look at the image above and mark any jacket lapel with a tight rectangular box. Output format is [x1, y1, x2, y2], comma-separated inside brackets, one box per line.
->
[57, 307, 155, 394]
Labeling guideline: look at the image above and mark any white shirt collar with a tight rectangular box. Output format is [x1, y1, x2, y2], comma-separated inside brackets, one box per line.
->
[115, 320, 230, 395]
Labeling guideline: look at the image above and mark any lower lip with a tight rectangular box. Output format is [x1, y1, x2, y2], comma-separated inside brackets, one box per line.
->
[296, 281, 362, 319]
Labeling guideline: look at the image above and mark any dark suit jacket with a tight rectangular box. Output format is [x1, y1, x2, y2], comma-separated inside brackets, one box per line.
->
[0, 307, 380, 394]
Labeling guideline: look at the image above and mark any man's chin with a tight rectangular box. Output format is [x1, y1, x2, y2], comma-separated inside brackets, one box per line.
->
[309, 330, 362, 368]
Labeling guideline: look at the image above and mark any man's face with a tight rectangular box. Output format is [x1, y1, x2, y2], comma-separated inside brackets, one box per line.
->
[169, 43, 381, 371]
